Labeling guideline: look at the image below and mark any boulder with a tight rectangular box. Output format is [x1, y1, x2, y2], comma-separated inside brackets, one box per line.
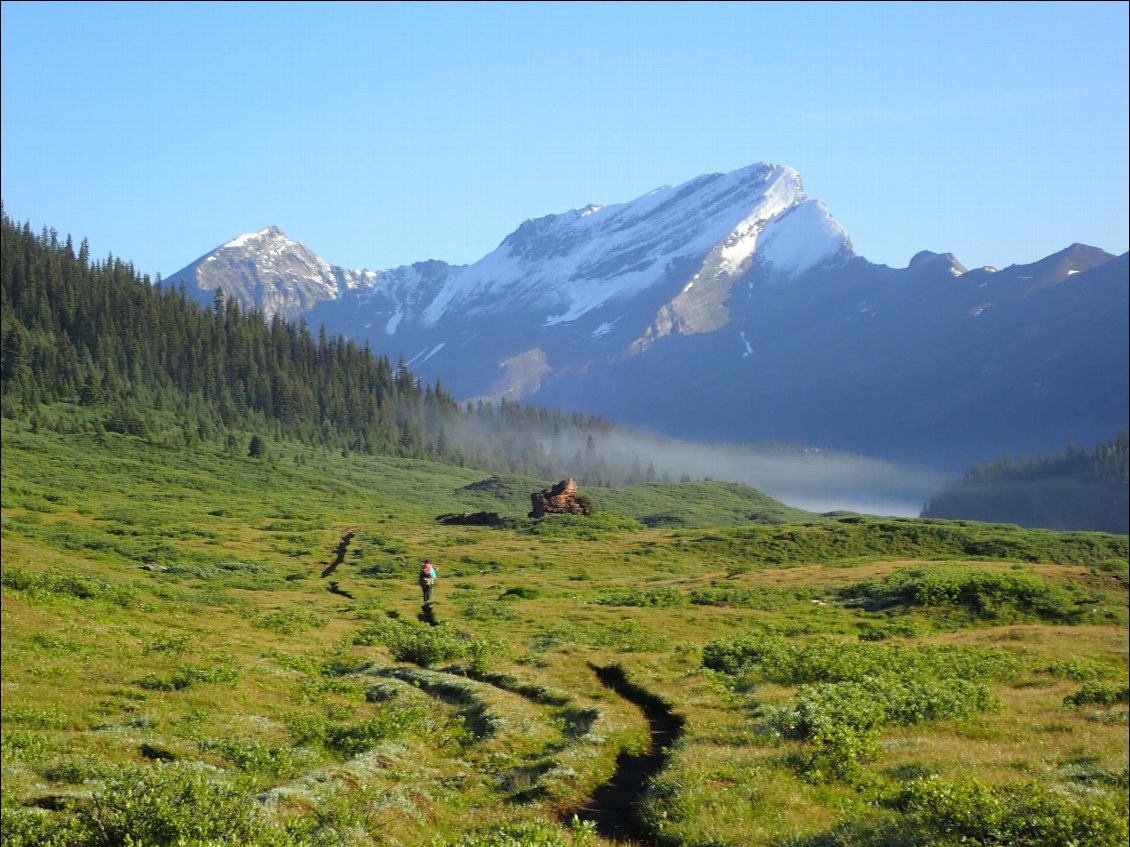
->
[529, 479, 590, 518]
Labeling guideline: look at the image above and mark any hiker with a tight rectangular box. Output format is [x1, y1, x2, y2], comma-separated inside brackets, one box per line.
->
[419, 559, 437, 603]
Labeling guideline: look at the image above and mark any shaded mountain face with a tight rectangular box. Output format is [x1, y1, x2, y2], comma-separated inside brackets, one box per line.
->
[164, 164, 1128, 472]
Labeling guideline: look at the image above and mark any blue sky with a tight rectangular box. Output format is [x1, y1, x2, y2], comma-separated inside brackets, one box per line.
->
[2, 1, 1127, 278]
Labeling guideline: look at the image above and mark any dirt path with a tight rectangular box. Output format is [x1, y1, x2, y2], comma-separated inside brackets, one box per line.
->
[564, 664, 684, 843]
[320, 529, 356, 578]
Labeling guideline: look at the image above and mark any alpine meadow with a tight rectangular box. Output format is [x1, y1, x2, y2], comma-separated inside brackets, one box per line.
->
[2, 209, 1128, 847]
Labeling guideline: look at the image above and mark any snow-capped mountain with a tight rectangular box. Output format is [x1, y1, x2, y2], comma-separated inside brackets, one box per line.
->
[414, 164, 850, 329]
[164, 163, 1128, 471]
[165, 226, 377, 320]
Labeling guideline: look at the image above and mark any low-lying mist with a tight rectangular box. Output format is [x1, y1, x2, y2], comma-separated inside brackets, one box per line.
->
[444, 417, 947, 518]
[581, 431, 946, 517]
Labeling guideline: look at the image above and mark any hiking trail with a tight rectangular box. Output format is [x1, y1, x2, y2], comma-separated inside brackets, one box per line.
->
[320, 529, 356, 578]
[564, 664, 684, 843]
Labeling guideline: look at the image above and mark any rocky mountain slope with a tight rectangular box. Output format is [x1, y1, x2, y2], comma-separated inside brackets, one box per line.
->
[164, 163, 1128, 471]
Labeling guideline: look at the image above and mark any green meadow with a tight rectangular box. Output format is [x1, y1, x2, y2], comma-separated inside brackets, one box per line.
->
[2, 417, 1127, 847]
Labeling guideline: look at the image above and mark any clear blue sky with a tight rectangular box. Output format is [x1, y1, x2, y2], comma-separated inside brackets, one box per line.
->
[3, 1, 1127, 278]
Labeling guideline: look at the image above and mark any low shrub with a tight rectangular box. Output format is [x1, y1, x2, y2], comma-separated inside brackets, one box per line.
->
[898, 775, 1129, 847]
[1, 566, 135, 607]
[41, 756, 105, 784]
[702, 632, 1023, 684]
[439, 818, 597, 847]
[199, 738, 300, 779]
[137, 662, 240, 691]
[0, 762, 277, 846]
[352, 619, 502, 668]
[324, 704, 431, 757]
[587, 619, 667, 652]
[528, 512, 642, 541]
[500, 585, 542, 600]
[688, 584, 815, 609]
[283, 703, 431, 758]
[841, 564, 1092, 622]
[251, 608, 329, 635]
[1065, 680, 1130, 707]
[595, 587, 685, 607]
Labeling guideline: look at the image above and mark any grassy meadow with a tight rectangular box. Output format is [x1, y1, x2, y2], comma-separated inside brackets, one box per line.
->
[1, 416, 1127, 846]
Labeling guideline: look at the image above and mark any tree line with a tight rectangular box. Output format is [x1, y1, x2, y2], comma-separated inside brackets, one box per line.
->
[921, 430, 1129, 534]
[0, 207, 652, 484]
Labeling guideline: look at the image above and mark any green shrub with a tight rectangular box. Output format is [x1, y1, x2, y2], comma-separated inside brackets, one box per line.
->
[528, 512, 642, 540]
[587, 619, 667, 652]
[595, 587, 686, 607]
[0, 805, 90, 847]
[199, 738, 299, 779]
[702, 632, 1023, 684]
[41, 756, 105, 784]
[160, 561, 287, 592]
[352, 619, 500, 668]
[1, 566, 135, 607]
[856, 618, 925, 640]
[720, 634, 1007, 783]
[137, 662, 240, 691]
[323, 704, 430, 757]
[439, 818, 597, 847]
[899, 775, 1129, 847]
[688, 584, 815, 609]
[1041, 657, 1115, 681]
[842, 564, 1092, 622]
[251, 608, 329, 635]
[0, 730, 50, 762]
[141, 633, 192, 655]
[63, 767, 271, 844]
[283, 704, 430, 758]
[1065, 680, 1130, 707]
[500, 585, 542, 600]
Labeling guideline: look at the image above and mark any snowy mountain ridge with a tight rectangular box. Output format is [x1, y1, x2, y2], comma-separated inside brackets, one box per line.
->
[168, 225, 377, 320]
[415, 163, 851, 328]
[166, 163, 852, 328]
[162, 162, 1127, 475]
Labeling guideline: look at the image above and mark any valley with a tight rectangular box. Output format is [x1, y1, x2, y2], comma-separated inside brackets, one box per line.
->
[2, 419, 1126, 846]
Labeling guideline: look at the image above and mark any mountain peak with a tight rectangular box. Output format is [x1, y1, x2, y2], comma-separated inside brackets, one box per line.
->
[422, 162, 853, 327]
[909, 250, 967, 276]
[165, 225, 374, 320]
[220, 226, 288, 251]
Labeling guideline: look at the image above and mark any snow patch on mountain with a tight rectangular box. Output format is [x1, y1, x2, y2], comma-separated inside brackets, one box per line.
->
[222, 228, 274, 250]
[755, 200, 853, 276]
[591, 317, 623, 338]
[407, 343, 446, 369]
[166, 225, 378, 320]
[420, 163, 853, 329]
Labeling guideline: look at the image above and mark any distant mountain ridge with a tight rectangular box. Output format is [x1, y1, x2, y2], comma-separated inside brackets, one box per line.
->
[163, 162, 1129, 473]
[166, 225, 376, 319]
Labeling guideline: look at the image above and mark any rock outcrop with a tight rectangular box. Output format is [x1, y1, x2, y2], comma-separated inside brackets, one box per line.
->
[529, 479, 589, 518]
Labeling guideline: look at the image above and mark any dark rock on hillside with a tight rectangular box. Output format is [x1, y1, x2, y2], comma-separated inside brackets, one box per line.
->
[529, 479, 590, 518]
[437, 511, 506, 526]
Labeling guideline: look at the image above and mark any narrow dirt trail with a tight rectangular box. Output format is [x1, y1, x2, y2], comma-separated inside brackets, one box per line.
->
[320, 529, 356, 578]
[564, 664, 684, 844]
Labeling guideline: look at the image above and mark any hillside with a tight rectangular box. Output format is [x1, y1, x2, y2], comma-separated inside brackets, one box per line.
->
[923, 430, 1130, 534]
[2, 420, 1127, 846]
[2, 210, 1128, 845]
[165, 167, 1129, 473]
[0, 210, 723, 491]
